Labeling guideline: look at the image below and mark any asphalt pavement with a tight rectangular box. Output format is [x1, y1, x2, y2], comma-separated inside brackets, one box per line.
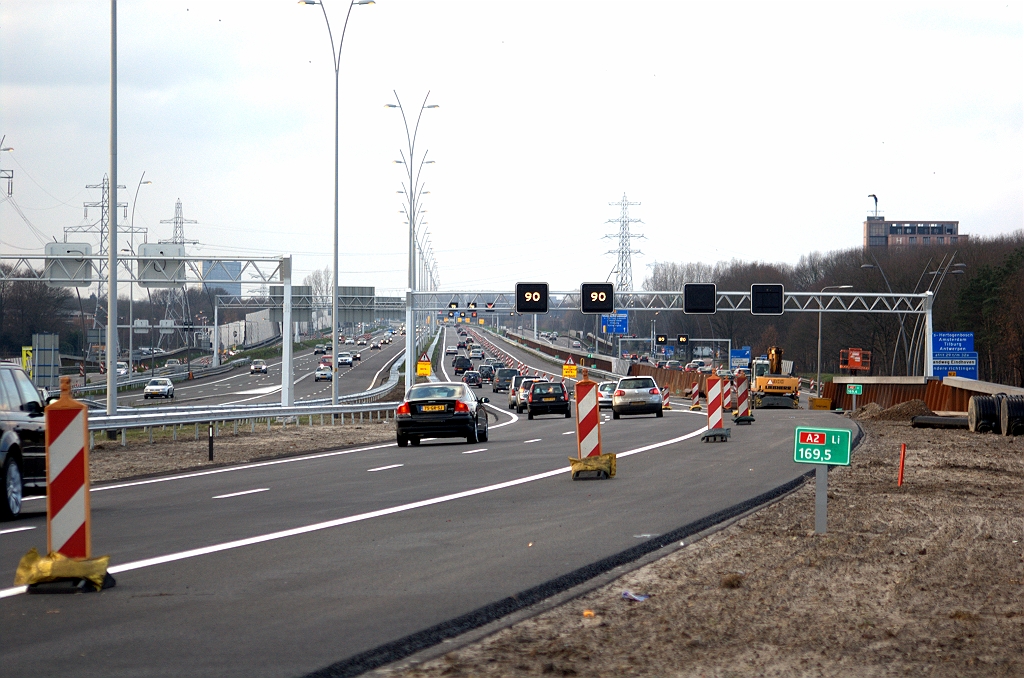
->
[1, 325, 858, 677]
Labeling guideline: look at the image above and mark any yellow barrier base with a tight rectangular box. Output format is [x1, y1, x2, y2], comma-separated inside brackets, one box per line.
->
[14, 548, 115, 592]
[570, 453, 616, 480]
[689, 403, 702, 411]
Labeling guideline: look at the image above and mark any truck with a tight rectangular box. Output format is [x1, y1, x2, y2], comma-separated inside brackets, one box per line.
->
[751, 346, 800, 409]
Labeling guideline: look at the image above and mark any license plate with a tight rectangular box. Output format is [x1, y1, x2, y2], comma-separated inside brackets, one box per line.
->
[421, 404, 445, 412]
[631, 400, 645, 405]
[543, 397, 556, 402]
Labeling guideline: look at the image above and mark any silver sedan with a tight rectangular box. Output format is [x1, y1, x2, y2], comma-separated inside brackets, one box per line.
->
[611, 376, 663, 419]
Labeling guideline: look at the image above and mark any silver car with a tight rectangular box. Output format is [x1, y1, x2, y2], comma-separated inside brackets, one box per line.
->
[611, 376, 663, 419]
[314, 365, 333, 382]
[597, 381, 616, 409]
[337, 352, 354, 367]
[143, 377, 174, 399]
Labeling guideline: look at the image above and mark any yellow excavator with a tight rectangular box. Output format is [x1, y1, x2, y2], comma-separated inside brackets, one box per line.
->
[751, 346, 800, 409]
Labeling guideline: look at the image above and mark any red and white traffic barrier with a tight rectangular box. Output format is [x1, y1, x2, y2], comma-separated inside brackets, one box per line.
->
[736, 372, 751, 418]
[45, 379, 92, 558]
[722, 378, 733, 413]
[689, 381, 701, 410]
[706, 376, 724, 430]
[574, 379, 602, 458]
[662, 385, 672, 410]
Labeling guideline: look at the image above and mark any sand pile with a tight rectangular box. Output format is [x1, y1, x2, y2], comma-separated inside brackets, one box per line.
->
[875, 398, 935, 421]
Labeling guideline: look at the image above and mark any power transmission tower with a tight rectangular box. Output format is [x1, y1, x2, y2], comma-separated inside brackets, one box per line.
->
[158, 199, 200, 345]
[604, 193, 644, 291]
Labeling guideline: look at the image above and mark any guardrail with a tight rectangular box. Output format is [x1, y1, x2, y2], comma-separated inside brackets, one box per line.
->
[72, 358, 251, 396]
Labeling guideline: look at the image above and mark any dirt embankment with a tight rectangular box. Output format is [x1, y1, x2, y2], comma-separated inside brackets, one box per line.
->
[382, 414, 1023, 677]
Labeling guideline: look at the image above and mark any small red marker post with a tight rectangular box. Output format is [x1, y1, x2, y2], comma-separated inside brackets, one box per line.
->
[897, 443, 906, 487]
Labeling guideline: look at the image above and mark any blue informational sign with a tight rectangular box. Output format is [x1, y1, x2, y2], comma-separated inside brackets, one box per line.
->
[601, 311, 628, 334]
[933, 332, 974, 354]
[932, 352, 979, 380]
[664, 346, 675, 356]
[730, 347, 751, 369]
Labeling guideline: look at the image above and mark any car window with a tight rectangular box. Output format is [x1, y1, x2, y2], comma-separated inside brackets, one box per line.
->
[12, 369, 41, 409]
[532, 383, 562, 395]
[618, 378, 655, 389]
[407, 384, 466, 400]
[497, 369, 517, 378]
[0, 370, 16, 411]
[598, 383, 616, 393]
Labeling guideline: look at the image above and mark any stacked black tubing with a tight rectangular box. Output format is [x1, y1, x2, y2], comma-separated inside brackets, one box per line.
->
[1000, 395, 1024, 436]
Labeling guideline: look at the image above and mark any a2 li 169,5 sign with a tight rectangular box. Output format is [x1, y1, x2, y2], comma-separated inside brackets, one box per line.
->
[580, 283, 615, 314]
[793, 427, 851, 466]
[515, 282, 549, 314]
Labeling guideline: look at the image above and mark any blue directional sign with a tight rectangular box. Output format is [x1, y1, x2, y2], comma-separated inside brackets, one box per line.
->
[601, 311, 628, 334]
[730, 347, 751, 369]
[933, 332, 974, 354]
[664, 346, 675, 356]
[933, 352, 979, 380]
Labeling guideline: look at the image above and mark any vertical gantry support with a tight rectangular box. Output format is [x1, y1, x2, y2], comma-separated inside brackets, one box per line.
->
[281, 256, 294, 407]
[923, 291, 934, 377]
[212, 298, 219, 367]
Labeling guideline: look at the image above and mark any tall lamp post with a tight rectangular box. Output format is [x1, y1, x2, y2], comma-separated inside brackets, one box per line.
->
[127, 173, 152, 375]
[387, 91, 438, 386]
[300, 0, 374, 405]
[816, 284, 852, 398]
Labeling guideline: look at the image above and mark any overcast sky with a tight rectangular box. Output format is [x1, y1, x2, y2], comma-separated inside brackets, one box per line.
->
[1, 0, 1021, 297]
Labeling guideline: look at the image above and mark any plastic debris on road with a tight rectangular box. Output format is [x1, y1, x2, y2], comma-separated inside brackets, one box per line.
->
[622, 590, 650, 602]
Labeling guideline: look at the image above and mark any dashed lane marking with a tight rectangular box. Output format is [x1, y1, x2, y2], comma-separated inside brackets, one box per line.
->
[213, 488, 270, 499]
[368, 464, 404, 473]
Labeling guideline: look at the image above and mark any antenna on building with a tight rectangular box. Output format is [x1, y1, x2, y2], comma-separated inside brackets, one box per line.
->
[868, 194, 879, 218]
[603, 193, 645, 292]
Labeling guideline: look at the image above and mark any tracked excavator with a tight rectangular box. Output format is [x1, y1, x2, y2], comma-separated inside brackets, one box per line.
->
[751, 346, 800, 409]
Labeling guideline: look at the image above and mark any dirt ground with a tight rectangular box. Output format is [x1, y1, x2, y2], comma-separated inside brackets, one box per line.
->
[89, 418, 394, 482]
[380, 411, 1024, 677]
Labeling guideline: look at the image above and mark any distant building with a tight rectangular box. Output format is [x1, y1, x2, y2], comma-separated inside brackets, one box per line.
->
[863, 217, 967, 248]
[202, 260, 242, 297]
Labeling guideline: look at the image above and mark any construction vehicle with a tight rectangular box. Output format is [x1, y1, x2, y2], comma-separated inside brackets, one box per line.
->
[751, 346, 800, 409]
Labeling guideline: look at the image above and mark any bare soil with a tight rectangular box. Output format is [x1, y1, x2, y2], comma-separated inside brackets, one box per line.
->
[89, 419, 394, 482]
[383, 415, 1024, 677]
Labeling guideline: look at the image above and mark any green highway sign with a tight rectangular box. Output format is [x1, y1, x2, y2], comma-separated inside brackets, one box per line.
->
[794, 427, 851, 466]
[846, 384, 863, 395]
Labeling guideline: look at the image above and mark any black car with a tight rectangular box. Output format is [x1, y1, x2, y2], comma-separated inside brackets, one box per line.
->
[453, 356, 473, 375]
[313, 344, 327, 355]
[477, 364, 494, 383]
[462, 370, 482, 388]
[457, 340, 467, 349]
[526, 381, 572, 420]
[1, 363, 46, 520]
[492, 367, 518, 393]
[395, 382, 489, 446]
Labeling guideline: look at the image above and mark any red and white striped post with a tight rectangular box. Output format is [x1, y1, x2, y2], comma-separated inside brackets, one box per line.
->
[45, 377, 92, 558]
[574, 378, 602, 458]
[706, 376, 724, 430]
[661, 384, 672, 410]
[722, 378, 733, 413]
[689, 380, 701, 410]
[736, 372, 750, 417]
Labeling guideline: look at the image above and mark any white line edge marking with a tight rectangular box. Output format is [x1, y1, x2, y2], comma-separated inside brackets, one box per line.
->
[523, 438, 541, 444]
[367, 464, 404, 472]
[212, 488, 270, 499]
[1, 425, 709, 599]
[0, 526, 36, 535]
[562, 431, 574, 435]
[462, 448, 487, 454]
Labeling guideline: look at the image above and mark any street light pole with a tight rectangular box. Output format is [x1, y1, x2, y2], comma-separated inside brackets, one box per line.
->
[301, 0, 373, 405]
[387, 91, 438, 388]
[128, 173, 151, 376]
[816, 284, 852, 398]
[106, 0, 119, 416]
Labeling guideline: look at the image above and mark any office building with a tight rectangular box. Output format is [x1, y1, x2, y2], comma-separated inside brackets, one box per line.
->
[863, 217, 966, 248]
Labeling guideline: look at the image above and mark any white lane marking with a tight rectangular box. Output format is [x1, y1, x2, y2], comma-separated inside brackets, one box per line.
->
[233, 385, 281, 396]
[0, 526, 36, 535]
[562, 431, 574, 435]
[0, 422, 710, 600]
[462, 448, 487, 454]
[213, 488, 269, 499]
[524, 438, 541, 444]
[22, 441, 401, 501]
[368, 464, 404, 473]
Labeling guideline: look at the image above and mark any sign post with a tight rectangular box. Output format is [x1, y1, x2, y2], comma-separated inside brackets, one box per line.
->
[846, 383, 862, 411]
[794, 426, 852, 534]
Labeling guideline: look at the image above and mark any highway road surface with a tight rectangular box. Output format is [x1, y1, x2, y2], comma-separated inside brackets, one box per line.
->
[0, 325, 858, 677]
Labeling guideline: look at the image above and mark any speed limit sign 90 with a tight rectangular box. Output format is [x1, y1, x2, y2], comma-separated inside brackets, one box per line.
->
[580, 283, 614, 314]
[515, 282, 549, 314]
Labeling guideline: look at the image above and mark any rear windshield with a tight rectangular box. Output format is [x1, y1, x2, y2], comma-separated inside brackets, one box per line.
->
[598, 382, 616, 393]
[532, 383, 563, 395]
[497, 369, 518, 378]
[454, 357, 472, 365]
[408, 384, 466, 400]
[618, 378, 655, 389]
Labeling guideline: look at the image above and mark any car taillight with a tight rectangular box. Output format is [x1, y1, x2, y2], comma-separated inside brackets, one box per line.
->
[650, 388, 660, 395]
[528, 393, 533, 402]
[613, 389, 625, 396]
[454, 401, 469, 413]
[397, 402, 410, 415]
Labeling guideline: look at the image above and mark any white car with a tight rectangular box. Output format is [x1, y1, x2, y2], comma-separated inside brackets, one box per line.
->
[345, 338, 355, 345]
[445, 346, 458, 355]
[338, 352, 354, 367]
[597, 381, 616, 409]
[143, 377, 174, 399]
[116, 361, 129, 377]
[314, 365, 333, 382]
[571, 340, 582, 349]
[250, 359, 268, 374]
[611, 376, 663, 419]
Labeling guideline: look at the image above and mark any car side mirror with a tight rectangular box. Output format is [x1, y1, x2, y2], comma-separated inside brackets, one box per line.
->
[481, 397, 489, 403]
